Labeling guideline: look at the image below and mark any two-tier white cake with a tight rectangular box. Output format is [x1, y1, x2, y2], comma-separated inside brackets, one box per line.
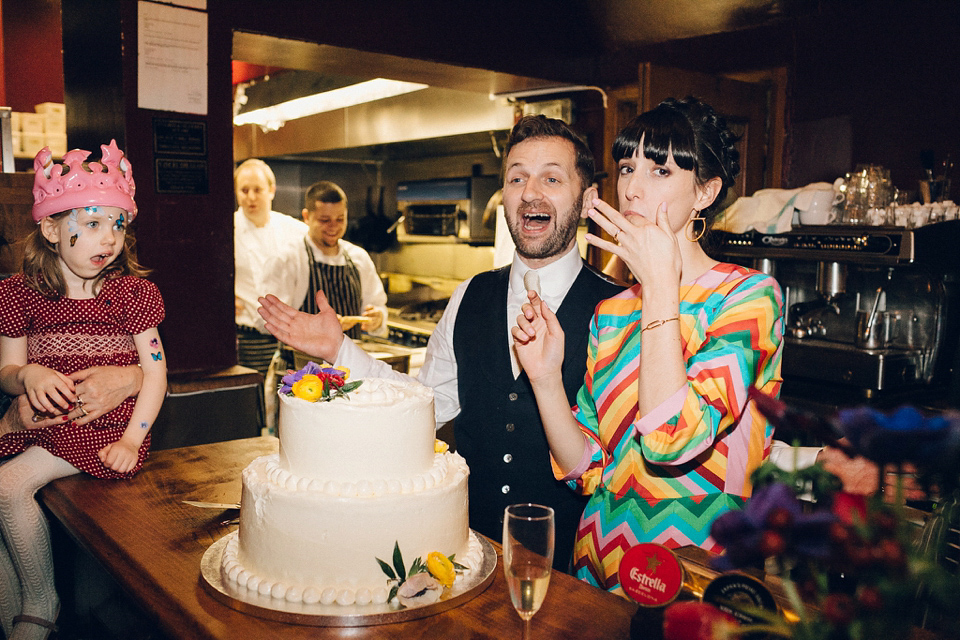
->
[219, 376, 480, 606]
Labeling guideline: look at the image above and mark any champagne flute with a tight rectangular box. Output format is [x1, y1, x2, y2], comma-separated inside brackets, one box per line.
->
[503, 503, 555, 639]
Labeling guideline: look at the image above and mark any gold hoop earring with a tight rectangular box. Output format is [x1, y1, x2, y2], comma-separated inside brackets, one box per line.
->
[685, 211, 706, 242]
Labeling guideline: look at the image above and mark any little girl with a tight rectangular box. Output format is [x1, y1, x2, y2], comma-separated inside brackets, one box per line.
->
[0, 140, 166, 639]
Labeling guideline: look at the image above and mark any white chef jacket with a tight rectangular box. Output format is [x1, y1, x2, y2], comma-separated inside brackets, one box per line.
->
[336, 244, 585, 425]
[304, 237, 389, 338]
[234, 209, 309, 333]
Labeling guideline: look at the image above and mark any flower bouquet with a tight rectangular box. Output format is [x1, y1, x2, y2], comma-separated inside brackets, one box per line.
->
[662, 390, 960, 640]
[279, 361, 361, 402]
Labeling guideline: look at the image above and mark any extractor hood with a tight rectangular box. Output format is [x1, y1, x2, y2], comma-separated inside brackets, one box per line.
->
[234, 83, 519, 162]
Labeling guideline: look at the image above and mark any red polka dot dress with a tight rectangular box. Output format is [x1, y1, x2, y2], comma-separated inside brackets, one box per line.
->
[0, 274, 165, 479]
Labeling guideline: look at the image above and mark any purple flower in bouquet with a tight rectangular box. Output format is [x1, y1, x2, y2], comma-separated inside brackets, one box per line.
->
[710, 482, 836, 572]
[835, 406, 960, 474]
[279, 361, 323, 395]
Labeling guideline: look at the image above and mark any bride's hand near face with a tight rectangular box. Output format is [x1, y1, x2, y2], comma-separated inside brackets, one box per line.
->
[585, 199, 682, 288]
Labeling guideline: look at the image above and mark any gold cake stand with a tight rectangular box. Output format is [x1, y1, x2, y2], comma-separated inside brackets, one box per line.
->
[200, 531, 497, 627]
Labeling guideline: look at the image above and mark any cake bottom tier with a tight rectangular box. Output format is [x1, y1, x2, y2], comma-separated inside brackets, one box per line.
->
[222, 453, 479, 606]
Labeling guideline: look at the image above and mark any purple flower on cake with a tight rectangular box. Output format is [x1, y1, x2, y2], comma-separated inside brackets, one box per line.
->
[279, 361, 322, 395]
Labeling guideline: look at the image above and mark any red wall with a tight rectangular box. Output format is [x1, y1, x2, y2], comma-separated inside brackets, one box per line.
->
[0, 0, 64, 112]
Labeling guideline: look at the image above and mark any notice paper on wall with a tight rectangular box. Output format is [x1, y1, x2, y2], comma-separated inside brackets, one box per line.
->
[137, 1, 208, 115]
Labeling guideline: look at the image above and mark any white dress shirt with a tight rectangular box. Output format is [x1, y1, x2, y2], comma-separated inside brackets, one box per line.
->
[336, 244, 586, 425]
[304, 237, 389, 338]
[234, 209, 309, 333]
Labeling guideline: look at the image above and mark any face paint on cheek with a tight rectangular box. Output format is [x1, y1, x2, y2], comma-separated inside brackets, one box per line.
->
[70, 234, 78, 247]
[67, 209, 81, 235]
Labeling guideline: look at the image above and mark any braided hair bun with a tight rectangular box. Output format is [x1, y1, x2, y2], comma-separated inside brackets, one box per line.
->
[612, 96, 741, 225]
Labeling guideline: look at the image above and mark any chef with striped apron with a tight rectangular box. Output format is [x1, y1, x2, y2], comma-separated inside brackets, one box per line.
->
[303, 239, 364, 339]
[299, 180, 388, 342]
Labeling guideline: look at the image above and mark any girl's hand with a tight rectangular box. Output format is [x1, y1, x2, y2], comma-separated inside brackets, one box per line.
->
[98, 438, 139, 474]
[585, 199, 683, 287]
[511, 290, 565, 383]
[20, 364, 76, 414]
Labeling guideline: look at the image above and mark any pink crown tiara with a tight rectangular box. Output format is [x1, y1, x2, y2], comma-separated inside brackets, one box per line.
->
[31, 139, 137, 223]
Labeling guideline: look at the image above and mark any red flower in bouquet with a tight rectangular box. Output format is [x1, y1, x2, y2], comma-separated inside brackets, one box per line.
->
[663, 601, 739, 640]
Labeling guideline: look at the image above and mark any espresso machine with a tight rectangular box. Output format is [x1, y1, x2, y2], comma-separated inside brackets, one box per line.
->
[711, 221, 960, 425]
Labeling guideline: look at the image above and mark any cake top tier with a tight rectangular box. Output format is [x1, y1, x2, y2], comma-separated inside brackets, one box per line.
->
[278, 375, 437, 482]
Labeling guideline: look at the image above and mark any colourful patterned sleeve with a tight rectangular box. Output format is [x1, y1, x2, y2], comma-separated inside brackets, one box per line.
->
[636, 273, 783, 465]
[551, 312, 611, 496]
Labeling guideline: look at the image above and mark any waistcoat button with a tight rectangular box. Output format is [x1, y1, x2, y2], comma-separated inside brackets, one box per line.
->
[505, 423, 515, 432]
[501, 485, 510, 494]
[503, 454, 513, 463]
[509, 392, 518, 401]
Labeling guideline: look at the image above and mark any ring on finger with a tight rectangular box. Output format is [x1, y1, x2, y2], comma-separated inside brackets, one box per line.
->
[76, 396, 84, 407]
[31, 413, 42, 423]
[614, 229, 621, 241]
[78, 407, 88, 418]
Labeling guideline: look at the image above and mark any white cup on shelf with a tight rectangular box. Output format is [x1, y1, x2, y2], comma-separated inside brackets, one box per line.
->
[796, 188, 842, 225]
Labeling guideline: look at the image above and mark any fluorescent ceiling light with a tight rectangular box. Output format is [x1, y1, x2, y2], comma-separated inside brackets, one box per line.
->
[233, 78, 429, 130]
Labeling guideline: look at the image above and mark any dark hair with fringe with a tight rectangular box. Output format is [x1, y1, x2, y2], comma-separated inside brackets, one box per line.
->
[503, 115, 595, 191]
[612, 96, 740, 236]
[22, 210, 149, 299]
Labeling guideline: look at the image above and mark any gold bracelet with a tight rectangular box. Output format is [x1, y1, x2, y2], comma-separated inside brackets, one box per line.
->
[641, 316, 680, 332]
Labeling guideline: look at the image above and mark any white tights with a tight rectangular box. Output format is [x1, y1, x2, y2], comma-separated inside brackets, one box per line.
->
[0, 447, 80, 639]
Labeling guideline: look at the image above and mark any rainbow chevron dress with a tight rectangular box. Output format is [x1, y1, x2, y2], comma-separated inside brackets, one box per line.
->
[559, 262, 784, 593]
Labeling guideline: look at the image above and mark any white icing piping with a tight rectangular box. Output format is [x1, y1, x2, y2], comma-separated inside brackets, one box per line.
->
[265, 452, 468, 497]
[221, 532, 484, 606]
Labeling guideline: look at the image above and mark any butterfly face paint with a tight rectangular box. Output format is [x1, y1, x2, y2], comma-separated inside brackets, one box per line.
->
[68, 209, 82, 247]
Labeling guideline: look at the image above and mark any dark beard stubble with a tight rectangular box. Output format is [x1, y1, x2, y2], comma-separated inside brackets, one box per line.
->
[508, 192, 584, 261]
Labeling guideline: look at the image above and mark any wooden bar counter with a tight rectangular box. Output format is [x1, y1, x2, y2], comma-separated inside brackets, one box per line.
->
[39, 437, 638, 639]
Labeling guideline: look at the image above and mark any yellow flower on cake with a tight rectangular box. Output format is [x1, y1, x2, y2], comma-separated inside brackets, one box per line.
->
[434, 439, 449, 454]
[291, 374, 324, 402]
[426, 551, 455, 588]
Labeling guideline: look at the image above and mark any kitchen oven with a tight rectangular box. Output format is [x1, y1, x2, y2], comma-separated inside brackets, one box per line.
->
[396, 176, 500, 244]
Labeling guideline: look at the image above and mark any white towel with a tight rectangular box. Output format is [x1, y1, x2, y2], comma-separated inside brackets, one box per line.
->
[716, 182, 834, 234]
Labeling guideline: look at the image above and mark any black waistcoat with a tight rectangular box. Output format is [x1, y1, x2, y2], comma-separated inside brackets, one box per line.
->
[452, 263, 623, 571]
